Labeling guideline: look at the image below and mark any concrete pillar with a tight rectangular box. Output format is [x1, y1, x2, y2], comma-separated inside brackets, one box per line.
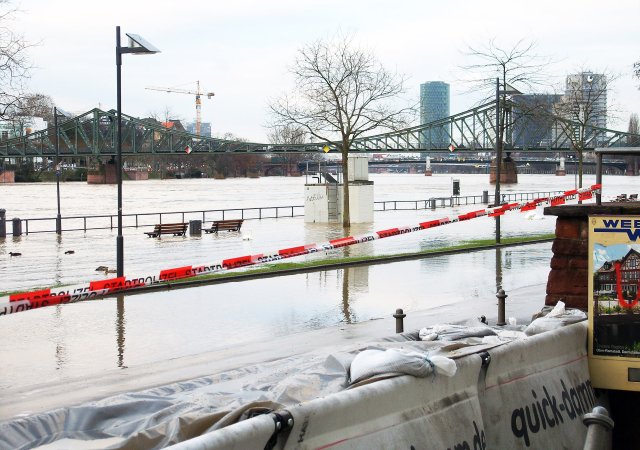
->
[425, 156, 432, 176]
[556, 156, 566, 176]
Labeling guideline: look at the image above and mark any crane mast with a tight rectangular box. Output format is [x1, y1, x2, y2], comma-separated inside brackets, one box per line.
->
[145, 81, 215, 135]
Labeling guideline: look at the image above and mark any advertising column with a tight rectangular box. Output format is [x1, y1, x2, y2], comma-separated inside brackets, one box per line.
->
[589, 215, 640, 390]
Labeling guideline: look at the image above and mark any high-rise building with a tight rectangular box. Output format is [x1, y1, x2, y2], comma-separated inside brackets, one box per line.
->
[565, 72, 607, 129]
[512, 94, 561, 149]
[185, 121, 212, 137]
[552, 72, 607, 146]
[419, 81, 450, 149]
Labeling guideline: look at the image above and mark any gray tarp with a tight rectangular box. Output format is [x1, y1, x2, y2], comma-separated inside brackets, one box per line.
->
[0, 318, 513, 450]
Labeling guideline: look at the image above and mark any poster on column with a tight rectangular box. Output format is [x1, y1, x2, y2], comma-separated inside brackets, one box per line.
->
[589, 215, 640, 391]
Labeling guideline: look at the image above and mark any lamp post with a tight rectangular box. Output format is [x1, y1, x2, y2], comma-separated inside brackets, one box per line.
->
[494, 78, 522, 244]
[116, 26, 160, 277]
[54, 107, 71, 235]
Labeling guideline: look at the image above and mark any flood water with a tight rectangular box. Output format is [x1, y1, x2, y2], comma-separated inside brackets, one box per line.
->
[0, 173, 634, 390]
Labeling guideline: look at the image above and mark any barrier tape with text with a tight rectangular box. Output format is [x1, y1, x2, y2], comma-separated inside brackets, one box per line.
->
[0, 185, 600, 316]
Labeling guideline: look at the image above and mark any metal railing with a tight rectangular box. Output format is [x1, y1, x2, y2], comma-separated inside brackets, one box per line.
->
[6, 190, 566, 235]
[374, 190, 565, 211]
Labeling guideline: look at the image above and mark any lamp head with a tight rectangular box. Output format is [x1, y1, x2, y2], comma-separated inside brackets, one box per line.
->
[125, 33, 160, 55]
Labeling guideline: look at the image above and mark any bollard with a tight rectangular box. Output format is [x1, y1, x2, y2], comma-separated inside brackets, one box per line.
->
[582, 406, 614, 450]
[496, 289, 507, 326]
[393, 308, 406, 334]
[189, 219, 202, 235]
[482, 190, 489, 204]
[12, 217, 21, 236]
[0, 208, 5, 238]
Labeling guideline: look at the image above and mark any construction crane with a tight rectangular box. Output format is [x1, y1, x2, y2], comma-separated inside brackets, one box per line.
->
[145, 81, 214, 135]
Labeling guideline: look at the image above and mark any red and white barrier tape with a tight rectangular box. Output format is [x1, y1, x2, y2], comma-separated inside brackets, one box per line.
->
[0, 185, 600, 316]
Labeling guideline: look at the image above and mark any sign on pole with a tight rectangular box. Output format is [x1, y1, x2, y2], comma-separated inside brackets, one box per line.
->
[589, 215, 640, 390]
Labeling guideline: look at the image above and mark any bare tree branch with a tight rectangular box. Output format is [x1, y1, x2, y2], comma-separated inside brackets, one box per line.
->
[267, 30, 415, 226]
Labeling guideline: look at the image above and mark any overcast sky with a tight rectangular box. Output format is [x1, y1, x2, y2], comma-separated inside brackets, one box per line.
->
[13, 0, 640, 142]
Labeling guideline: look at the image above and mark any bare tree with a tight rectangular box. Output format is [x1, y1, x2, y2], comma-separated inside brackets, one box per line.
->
[268, 31, 414, 227]
[626, 113, 639, 175]
[0, 1, 35, 119]
[456, 37, 556, 184]
[552, 69, 618, 187]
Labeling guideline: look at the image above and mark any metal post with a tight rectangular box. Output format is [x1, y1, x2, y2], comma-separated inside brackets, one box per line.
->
[116, 26, 124, 278]
[12, 217, 21, 236]
[0, 208, 5, 238]
[495, 77, 501, 244]
[582, 407, 613, 450]
[393, 308, 406, 334]
[54, 107, 62, 235]
[496, 289, 507, 326]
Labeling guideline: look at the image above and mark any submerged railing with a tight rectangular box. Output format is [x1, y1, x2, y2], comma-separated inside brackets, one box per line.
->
[6, 190, 565, 235]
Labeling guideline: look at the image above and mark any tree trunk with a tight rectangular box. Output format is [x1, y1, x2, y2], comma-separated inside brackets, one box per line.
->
[342, 145, 350, 227]
[578, 149, 583, 189]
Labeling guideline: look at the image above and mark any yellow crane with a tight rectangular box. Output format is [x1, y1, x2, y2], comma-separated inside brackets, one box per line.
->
[145, 81, 214, 135]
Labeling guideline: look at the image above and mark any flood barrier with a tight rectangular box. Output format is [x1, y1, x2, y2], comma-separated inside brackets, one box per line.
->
[0, 185, 601, 316]
[163, 323, 606, 450]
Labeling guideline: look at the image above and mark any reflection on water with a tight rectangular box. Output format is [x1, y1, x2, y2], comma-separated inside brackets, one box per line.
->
[116, 295, 126, 369]
[0, 242, 551, 390]
[496, 248, 503, 293]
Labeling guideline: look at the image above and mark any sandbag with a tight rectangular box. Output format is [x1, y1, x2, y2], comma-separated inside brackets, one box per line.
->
[524, 302, 587, 337]
[419, 324, 497, 341]
[349, 347, 456, 385]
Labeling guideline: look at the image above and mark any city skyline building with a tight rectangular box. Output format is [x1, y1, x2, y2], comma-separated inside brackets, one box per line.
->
[185, 121, 212, 137]
[551, 72, 608, 146]
[419, 81, 450, 149]
[512, 94, 562, 149]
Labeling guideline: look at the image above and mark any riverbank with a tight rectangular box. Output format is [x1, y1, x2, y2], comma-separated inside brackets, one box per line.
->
[0, 234, 554, 297]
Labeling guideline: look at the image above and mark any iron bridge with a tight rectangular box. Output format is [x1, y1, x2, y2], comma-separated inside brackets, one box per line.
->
[1, 100, 639, 158]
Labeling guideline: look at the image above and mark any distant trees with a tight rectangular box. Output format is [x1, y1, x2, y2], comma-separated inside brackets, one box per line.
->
[268, 31, 413, 227]
[0, 1, 36, 120]
[267, 124, 322, 176]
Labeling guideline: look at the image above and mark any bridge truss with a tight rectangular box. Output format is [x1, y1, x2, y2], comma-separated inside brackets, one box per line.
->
[1, 101, 639, 158]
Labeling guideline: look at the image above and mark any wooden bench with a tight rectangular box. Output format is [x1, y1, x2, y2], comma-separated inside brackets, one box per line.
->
[205, 219, 244, 234]
[144, 222, 188, 237]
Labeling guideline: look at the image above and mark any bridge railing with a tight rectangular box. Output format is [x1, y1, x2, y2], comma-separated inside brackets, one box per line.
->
[10, 190, 565, 234]
[375, 190, 565, 211]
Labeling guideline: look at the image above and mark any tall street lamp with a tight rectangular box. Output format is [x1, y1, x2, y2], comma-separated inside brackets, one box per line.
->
[54, 107, 71, 235]
[116, 26, 160, 277]
[494, 78, 522, 244]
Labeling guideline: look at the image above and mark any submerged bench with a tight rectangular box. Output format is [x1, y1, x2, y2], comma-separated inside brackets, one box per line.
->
[144, 223, 188, 237]
[205, 219, 244, 234]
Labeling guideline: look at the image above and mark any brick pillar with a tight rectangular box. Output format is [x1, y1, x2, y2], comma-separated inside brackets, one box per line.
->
[545, 216, 589, 310]
[544, 203, 637, 312]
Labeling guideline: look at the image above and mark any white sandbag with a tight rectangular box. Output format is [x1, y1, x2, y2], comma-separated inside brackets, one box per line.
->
[547, 300, 566, 318]
[349, 347, 456, 385]
[419, 325, 497, 341]
[524, 308, 587, 337]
